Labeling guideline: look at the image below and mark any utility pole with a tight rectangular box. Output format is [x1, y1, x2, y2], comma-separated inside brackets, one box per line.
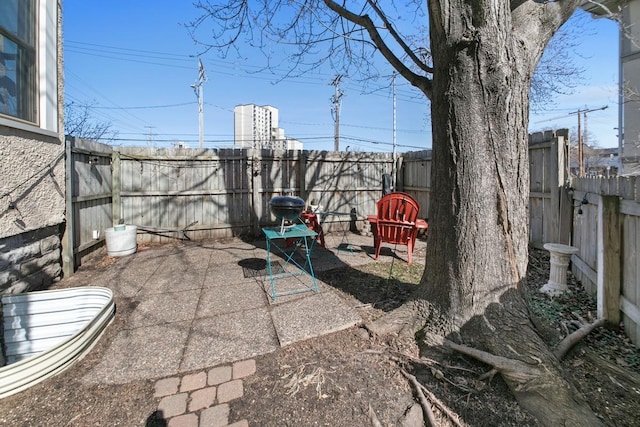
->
[330, 75, 344, 151]
[191, 58, 207, 149]
[392, 72, 397, 190]
[578, 111, 582, 177]
[144, 126, 155, 147]
[569, 105, 608, 177]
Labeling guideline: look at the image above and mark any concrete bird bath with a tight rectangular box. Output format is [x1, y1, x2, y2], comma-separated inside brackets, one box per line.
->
[540, 243, 579, 296]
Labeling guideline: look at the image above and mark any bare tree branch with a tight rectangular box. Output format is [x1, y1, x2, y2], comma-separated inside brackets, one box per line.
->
[322, 0, 432, 96]
[64, 101, 118, 142]
[365, 0, 433, 75]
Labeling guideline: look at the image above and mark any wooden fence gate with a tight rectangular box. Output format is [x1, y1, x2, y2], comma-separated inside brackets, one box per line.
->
[63, 137, 114, 276]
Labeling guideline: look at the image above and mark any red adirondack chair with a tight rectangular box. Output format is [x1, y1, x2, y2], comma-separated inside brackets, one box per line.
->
[369, 192, 425, 264]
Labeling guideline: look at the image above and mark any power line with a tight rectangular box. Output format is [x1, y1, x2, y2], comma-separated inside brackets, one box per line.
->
[90, 101, 196, 110]
[65, 40, 425, 104]
[64, 40, 430, 149]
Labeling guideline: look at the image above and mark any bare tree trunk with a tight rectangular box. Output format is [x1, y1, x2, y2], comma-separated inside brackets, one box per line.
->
[372, 3, 602, 425]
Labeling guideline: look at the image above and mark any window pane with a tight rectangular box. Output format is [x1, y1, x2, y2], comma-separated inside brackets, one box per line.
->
[1, 35, 36, 122]
[0, 0, 35, 46]
[0, 0, 36, 123]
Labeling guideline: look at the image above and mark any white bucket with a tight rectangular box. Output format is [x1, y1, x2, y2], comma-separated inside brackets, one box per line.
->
[104, 225, 137, 257]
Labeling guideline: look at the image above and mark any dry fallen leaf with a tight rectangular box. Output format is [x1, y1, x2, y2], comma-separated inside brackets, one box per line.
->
[430, 367, 444, 380]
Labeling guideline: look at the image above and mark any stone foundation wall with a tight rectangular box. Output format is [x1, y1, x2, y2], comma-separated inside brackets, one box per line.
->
[0, 225, 63, 295]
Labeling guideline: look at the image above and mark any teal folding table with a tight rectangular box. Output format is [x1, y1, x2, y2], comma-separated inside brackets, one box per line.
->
[262, 224, 319, 301]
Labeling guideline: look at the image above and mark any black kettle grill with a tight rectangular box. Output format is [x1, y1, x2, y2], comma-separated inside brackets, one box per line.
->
[269, 196, 305, 233]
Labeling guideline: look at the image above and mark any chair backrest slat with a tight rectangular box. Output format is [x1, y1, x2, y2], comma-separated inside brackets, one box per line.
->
[375, 192, 419, 245]
[372, 192, 422, 264]
[377, 192, 419, 224]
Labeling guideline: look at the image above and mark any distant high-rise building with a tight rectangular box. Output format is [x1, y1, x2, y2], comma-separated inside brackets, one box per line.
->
[233, 104, 302, 150]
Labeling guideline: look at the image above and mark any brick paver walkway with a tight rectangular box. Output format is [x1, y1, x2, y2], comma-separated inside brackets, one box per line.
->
[153, 359, 256, 426]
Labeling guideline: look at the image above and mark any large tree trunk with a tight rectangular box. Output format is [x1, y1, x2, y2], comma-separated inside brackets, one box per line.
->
[372, 3, 602, 425]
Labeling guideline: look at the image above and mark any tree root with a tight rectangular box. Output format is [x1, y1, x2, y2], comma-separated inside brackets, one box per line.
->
[416, 383, 466, 427]
[369, 301, 606, 425]
[400, 369, 438, 427]
[554, 316, 605, 360]
[366, 300, 433, 338]
[444, 340, 541, 383]
[445, 330, 606, 426]
[401, 368, 466, 427]
[478, 368, 498, 382]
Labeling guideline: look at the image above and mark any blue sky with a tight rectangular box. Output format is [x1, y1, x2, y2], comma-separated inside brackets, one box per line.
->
[63, 2, 620, 152]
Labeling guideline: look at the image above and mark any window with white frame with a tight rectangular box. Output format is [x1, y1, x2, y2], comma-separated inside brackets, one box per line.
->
[0, 0, 36, 123]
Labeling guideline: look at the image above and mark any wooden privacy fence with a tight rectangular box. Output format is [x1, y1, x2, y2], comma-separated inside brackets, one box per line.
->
[570, 176, 640, 347]
[66, 131, 564, 258]
[65, 138, 398, 260]
[114, 147, 395, 239]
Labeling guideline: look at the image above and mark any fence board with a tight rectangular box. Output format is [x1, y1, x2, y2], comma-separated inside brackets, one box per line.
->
[401, 150, 431, 219]
[622, 215, 638, 343]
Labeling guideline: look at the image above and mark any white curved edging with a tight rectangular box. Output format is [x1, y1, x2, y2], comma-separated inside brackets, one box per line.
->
[0, 287, 115, 399]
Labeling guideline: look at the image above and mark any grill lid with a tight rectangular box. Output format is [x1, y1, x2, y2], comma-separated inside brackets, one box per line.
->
[269, 196, 305, 220]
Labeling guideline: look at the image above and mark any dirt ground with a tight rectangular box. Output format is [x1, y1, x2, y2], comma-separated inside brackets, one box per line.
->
[1, 247, 639, 426]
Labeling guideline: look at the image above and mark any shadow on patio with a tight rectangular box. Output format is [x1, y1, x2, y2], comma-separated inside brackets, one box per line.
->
[53, 231, 427, 387]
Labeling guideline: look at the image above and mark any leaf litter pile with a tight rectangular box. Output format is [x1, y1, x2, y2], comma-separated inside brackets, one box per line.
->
[0, 247, 639, 426]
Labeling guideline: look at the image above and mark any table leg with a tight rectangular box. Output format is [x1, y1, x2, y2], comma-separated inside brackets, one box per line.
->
[336, 219, 353, 253]
[301, 236, 319, 293]
[264, 234, 319, 301]
[264, 238, 277, 301]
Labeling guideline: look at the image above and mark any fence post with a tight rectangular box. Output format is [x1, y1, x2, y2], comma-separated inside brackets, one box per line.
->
[549, 135, 561, 243]
[250, 150, 262, 235]
[61, 136, 75, 277]
[396, 155, 404, 191]
[298, 150, 307, 204]
[111, 149, 121, 225]
[557, 133, 572, 244]
[597, 194, 621, 324]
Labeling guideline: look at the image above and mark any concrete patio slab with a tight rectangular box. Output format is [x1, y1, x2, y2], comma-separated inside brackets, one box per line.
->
[196, 282, 267, 317]
[138, 265, 207, 295]
[67, 232, 427, 391]
[164, 247, 213, 269]
[129, 289, 201, 328]
[308, 252, 351, 272]
[270, 291, 361, 346]
[83, 321, 192, 384]
[128, 244, 182, 262]
[87, 258, 163, 298]
[208, 244, 266, 266]
[203, 263, 254, 287]
[180, 308, 278, 371]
